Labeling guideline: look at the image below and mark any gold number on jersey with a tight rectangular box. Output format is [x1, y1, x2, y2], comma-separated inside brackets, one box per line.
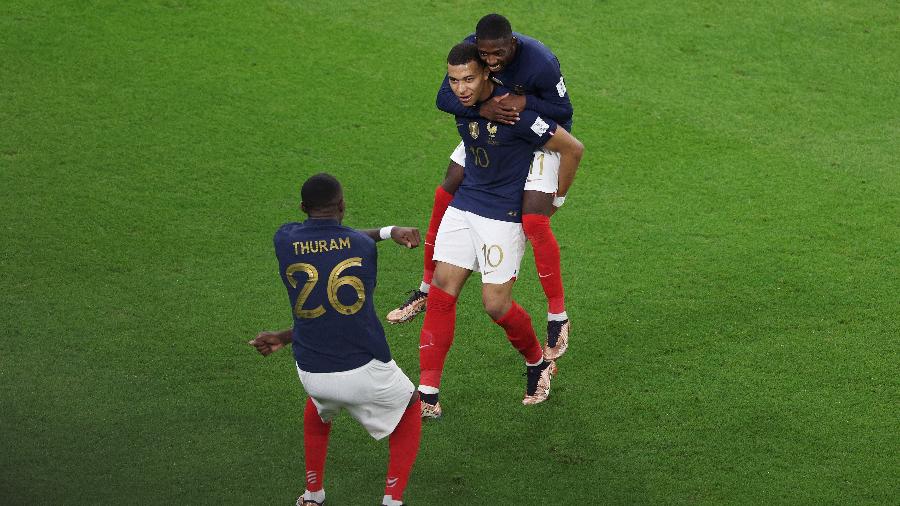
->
[285, 257, 366, 318]
[468, 146, 490, 168]
[481, 244, 504, 268]
[286, 262, 326, 319]
[327, 257, 365, 315]
[530, 152, 545, 176]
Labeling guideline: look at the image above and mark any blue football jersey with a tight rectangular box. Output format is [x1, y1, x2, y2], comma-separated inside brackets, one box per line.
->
[273, 219, 390, 373]
[437, 32, 573, 130]
[451, 87, 558, 222]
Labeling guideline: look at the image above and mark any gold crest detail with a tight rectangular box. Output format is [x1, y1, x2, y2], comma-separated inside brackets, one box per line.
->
[469, 121, 479, 139]
[486, 122, 498, 144]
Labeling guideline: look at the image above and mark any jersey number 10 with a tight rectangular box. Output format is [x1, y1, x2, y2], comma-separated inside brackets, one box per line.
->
[468, 146, 490, 168]
[285, 257, 365, 318]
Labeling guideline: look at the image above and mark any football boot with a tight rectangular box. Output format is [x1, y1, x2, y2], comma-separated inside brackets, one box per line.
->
[544, 319, 570, 360]
[523, 360, 555, 405]
[386, 289, 427, 324]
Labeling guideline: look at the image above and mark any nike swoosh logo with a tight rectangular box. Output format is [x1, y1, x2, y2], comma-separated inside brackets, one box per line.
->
[387, 477, 399, 487]
[418, 344, 432, 349]
[539, 273, 552, 278]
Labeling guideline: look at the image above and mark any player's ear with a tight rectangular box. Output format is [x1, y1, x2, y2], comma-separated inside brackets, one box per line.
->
[300, 201, 308, 214]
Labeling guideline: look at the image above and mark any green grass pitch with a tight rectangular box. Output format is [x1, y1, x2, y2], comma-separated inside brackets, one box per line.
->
[1, 1, 898, 504]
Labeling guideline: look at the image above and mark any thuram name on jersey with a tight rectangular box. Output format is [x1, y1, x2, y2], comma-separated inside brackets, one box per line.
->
[293, 236, 352, 255]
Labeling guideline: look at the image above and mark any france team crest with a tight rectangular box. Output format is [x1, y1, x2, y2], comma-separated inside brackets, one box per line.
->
[486, 122, 498, 145]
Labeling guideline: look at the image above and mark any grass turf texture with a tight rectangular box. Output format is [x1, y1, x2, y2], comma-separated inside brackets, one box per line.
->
[2, 0, 898, 504]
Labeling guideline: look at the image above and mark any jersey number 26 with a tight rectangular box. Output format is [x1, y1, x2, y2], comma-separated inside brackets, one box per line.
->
[285, 257, 365, 318]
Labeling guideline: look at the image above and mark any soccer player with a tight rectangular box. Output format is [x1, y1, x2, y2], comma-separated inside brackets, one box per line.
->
[417, 42, 584, 418]
[249, 173, 422, 506]
[387, 13, 574, 363]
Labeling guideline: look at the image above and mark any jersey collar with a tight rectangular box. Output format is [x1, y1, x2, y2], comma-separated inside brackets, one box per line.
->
[303, 218, 341, 227]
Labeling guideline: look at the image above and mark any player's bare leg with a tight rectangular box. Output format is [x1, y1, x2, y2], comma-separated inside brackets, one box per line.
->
[386, 162, 465, 324]
[522, 189, 570, 360]
[482, 279, 555, 405]
[417, 261, 471, 417]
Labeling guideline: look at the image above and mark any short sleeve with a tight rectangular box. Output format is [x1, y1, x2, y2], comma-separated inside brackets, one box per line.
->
[512, 111, 558, 147]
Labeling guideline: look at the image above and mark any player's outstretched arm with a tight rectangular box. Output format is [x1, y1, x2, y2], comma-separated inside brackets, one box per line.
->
[542, 126, 584, 212]
[359, 226, 421, 249]
[389, 226, 421, 248]
[248, 328, 292, 356]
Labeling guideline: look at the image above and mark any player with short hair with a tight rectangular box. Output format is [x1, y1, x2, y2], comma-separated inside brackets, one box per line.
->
[416, 42, 584, 418]
[249, 173, 422, 506]
[387, 13, 575, 364]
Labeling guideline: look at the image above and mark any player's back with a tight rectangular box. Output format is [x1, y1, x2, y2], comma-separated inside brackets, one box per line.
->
[273, 219, 390, 373]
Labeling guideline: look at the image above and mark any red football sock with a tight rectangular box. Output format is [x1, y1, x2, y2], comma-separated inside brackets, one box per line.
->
[423, 186, 455, 285]
[495, 301, 543, 364]
[418, 286, 457, 389]
[303, 398, 331, 492]
[385, 400, 422, 501]
[523, 213, 565, 314]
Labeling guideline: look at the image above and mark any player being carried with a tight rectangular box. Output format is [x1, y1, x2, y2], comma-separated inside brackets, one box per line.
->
[249, 173, 422, 506]
[416, 42, 584, 418]
[387, 13, 575, 363]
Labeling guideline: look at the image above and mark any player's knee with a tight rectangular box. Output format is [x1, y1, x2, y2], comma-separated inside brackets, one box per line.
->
[482, 295, 512, 320]
[521, 192, 555, 217]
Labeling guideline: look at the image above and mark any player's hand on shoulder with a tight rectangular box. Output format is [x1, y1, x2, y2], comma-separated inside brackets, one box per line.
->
[390, 227, 421, 249]
[248, 331, 288, 356]
[479, 93, 520, 125]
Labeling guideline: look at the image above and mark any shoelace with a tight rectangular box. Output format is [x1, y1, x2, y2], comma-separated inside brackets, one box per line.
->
[400, 289, 425, 308]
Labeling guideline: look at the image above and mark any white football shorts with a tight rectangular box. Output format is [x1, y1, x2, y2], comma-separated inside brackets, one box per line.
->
[433, 206, 526, 285]
[449, 141, 560, 195]
[450, 140, 466, 166]
[524, 148, 561, 194]
[296, 359, 415, 440]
